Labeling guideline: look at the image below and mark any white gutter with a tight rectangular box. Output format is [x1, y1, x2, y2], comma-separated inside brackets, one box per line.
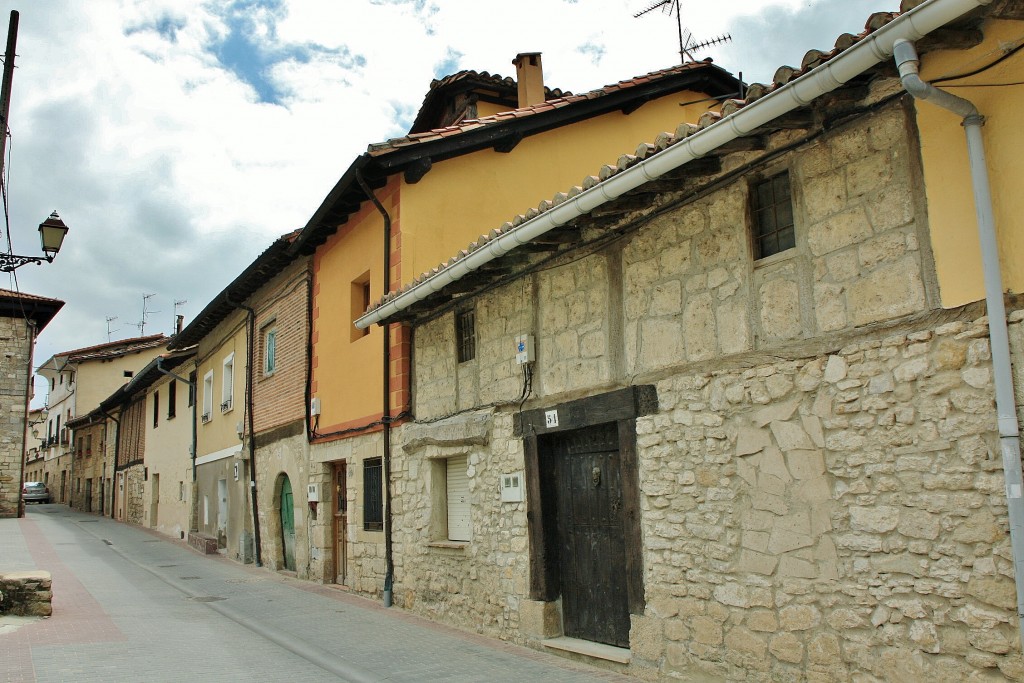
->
[356, 0, 992, 329]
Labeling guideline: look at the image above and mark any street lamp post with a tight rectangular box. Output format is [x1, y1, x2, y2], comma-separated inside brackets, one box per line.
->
[0, 211, 69, 272]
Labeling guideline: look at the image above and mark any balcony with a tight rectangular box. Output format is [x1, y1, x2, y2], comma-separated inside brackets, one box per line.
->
[201, 412, 212, 424]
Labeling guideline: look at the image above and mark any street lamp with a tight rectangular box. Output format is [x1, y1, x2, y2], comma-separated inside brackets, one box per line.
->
[0, 211, 69, 272]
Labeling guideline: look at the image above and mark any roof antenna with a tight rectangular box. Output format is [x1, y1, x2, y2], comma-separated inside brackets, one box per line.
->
[137, 293, 158, 336]
[105, 315, 119, 342]
[173, 299, 187, 334]
[633, 0, 731, 65]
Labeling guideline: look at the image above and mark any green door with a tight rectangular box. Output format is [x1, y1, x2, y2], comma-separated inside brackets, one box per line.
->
[280, 476, 296, 571]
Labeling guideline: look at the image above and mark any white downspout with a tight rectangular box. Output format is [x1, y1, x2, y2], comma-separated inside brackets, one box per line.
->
[894, 38, 1024, 649]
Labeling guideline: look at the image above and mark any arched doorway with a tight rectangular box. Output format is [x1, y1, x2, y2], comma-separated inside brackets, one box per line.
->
[279, 475, 296, 571]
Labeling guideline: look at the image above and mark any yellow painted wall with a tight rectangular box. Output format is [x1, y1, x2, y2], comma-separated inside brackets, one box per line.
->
[143, 369, 194, 538]
[401, 90, 714, 282]
[917, 19, 1024, 307]
[195, 317, 246, 455]
[75, 348, 164, 414]
[311, 195, 390, 432]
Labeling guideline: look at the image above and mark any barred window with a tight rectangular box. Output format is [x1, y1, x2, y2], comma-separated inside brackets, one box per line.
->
[752, 172, 795, 260]
[456, 309, 476, 363]
[363, 458, 384, 532]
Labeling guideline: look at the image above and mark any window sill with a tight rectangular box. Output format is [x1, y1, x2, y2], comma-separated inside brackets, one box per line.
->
[753, 247, 796, 269]
[428, 540, 470, 550]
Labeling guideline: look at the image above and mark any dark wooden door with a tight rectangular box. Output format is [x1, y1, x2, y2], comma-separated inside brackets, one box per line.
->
[549, 422, 630, 647]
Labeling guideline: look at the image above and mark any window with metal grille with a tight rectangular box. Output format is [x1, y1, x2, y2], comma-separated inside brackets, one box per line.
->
[363, 457, 384, 532]
[456, 309, 475, 363]
[752, 172, 795, 260]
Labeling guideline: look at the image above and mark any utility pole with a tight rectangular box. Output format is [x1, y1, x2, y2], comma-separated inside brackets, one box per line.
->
[0, 10, 18, 185]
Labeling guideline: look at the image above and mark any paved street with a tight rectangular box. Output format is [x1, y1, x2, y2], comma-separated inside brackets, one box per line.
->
[1, 506, 630, 682]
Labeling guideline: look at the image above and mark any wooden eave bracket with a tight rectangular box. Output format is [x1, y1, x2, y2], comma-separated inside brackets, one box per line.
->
[493, 131, 523, 153]
[404, 157, 432, 184]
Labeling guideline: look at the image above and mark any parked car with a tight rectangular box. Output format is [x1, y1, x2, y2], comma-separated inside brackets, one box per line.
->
[21, 481, 50, 504]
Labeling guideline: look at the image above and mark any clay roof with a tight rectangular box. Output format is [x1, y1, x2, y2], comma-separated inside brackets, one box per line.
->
[45, 334, 168, 367]
[372, 60, 721, 155]
[0, 288, 63, 331]
[362, 5, 951, 322]
[408, 69, 570, 134]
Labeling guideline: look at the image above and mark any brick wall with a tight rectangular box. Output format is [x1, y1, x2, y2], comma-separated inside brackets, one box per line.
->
[253, 258, 311, 435]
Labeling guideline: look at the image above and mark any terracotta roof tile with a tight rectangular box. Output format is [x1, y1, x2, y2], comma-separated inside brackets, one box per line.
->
[367, 60, 717, 156]
[362, 8, 918, 320]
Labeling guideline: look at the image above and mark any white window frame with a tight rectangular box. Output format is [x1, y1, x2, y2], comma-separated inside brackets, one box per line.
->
[264, 327, 277, 376]
[221, 353, 234, 413]
[202, 370, 214, 424]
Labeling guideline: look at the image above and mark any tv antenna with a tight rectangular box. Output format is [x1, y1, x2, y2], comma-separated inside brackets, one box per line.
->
[137, 293, 159, 336]
[633, 0, 731, 65]
[105, 315, 119, 342]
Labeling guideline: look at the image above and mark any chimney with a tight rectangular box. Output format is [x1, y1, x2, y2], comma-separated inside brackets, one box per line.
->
[512, 52, 545, 108]
[175, 314, 184, 335]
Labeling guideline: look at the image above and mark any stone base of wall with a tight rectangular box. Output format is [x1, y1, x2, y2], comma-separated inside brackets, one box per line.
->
[188, 531, 218, 554]
[0, 571, 52, 616]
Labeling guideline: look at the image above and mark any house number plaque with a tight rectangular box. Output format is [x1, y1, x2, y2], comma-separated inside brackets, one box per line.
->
[545, 410, 559, 428]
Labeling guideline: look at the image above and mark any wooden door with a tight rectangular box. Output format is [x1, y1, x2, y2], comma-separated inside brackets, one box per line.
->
[280, 476, 296, 571]
[548, 422, 630, 647]
[333, 463, 348, 584]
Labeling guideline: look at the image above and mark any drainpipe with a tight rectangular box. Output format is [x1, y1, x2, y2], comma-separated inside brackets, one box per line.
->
[356, 171, 395, 608]
[894, 38, 1024, 648]
[226, 296, 263, 567]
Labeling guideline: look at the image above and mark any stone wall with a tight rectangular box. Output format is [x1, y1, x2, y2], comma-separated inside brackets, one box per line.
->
[0, 571, 52, 616]
[0, 316, 32, 518]
[629, 311, 1022, 682]
[397, 95, 1024, 680]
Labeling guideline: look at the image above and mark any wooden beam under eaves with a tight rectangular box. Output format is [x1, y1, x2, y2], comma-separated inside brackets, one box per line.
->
[404, 157, 432, 184]
[493, 132, 523, 153]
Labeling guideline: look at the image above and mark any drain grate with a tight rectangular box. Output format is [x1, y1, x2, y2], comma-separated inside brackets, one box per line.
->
[189, 596, 225, 602]
[179, 576, 201, 580]
[77, 520, 99, 523]
[102, 540, 113, 545]
[157, 564, 178, 568]
[224, 578, 262, 584]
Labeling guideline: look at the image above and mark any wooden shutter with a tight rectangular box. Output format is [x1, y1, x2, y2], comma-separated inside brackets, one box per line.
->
[447, 456, 471, 542]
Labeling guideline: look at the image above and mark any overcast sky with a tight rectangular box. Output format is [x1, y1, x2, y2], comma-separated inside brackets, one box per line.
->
[0, 0, 888, 407]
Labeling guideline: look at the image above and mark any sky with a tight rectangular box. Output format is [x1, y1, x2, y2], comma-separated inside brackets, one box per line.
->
[0, 0, 889, 407]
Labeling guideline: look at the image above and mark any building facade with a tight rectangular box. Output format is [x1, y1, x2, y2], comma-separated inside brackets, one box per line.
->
[362, 3, 1024, 680]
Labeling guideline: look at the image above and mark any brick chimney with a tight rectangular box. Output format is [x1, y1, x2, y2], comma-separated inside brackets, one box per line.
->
[513, 52, 545, 108]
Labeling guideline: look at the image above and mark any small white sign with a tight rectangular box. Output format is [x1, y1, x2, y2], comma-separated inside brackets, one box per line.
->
[545, 410, 559, 428]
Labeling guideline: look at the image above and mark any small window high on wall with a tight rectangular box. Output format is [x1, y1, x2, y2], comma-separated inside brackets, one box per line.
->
[751, 171, 795, 260]
[351, 271, 371, 341]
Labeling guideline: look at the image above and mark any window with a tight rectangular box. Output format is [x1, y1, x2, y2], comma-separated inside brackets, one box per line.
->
[264, 327, 277, 375]
[752, 171, 795, 260]
[221, 354, 234, 412]
[456, 309, 475, 363]
[202, 371, 214, 423]
[363, 457, 384, 532]
[351, 271, 371, 341]
[188, 370, 197, 407]
[446, 456, 471, 542]
[153, 389, 160, 428]
[86, 434, 92, 457]
[168, 380, 176, 419]
[76, 436, 84, 458]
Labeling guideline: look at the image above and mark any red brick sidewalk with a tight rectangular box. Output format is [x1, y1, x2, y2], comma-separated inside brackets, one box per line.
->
[0, 517, 125, 683]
